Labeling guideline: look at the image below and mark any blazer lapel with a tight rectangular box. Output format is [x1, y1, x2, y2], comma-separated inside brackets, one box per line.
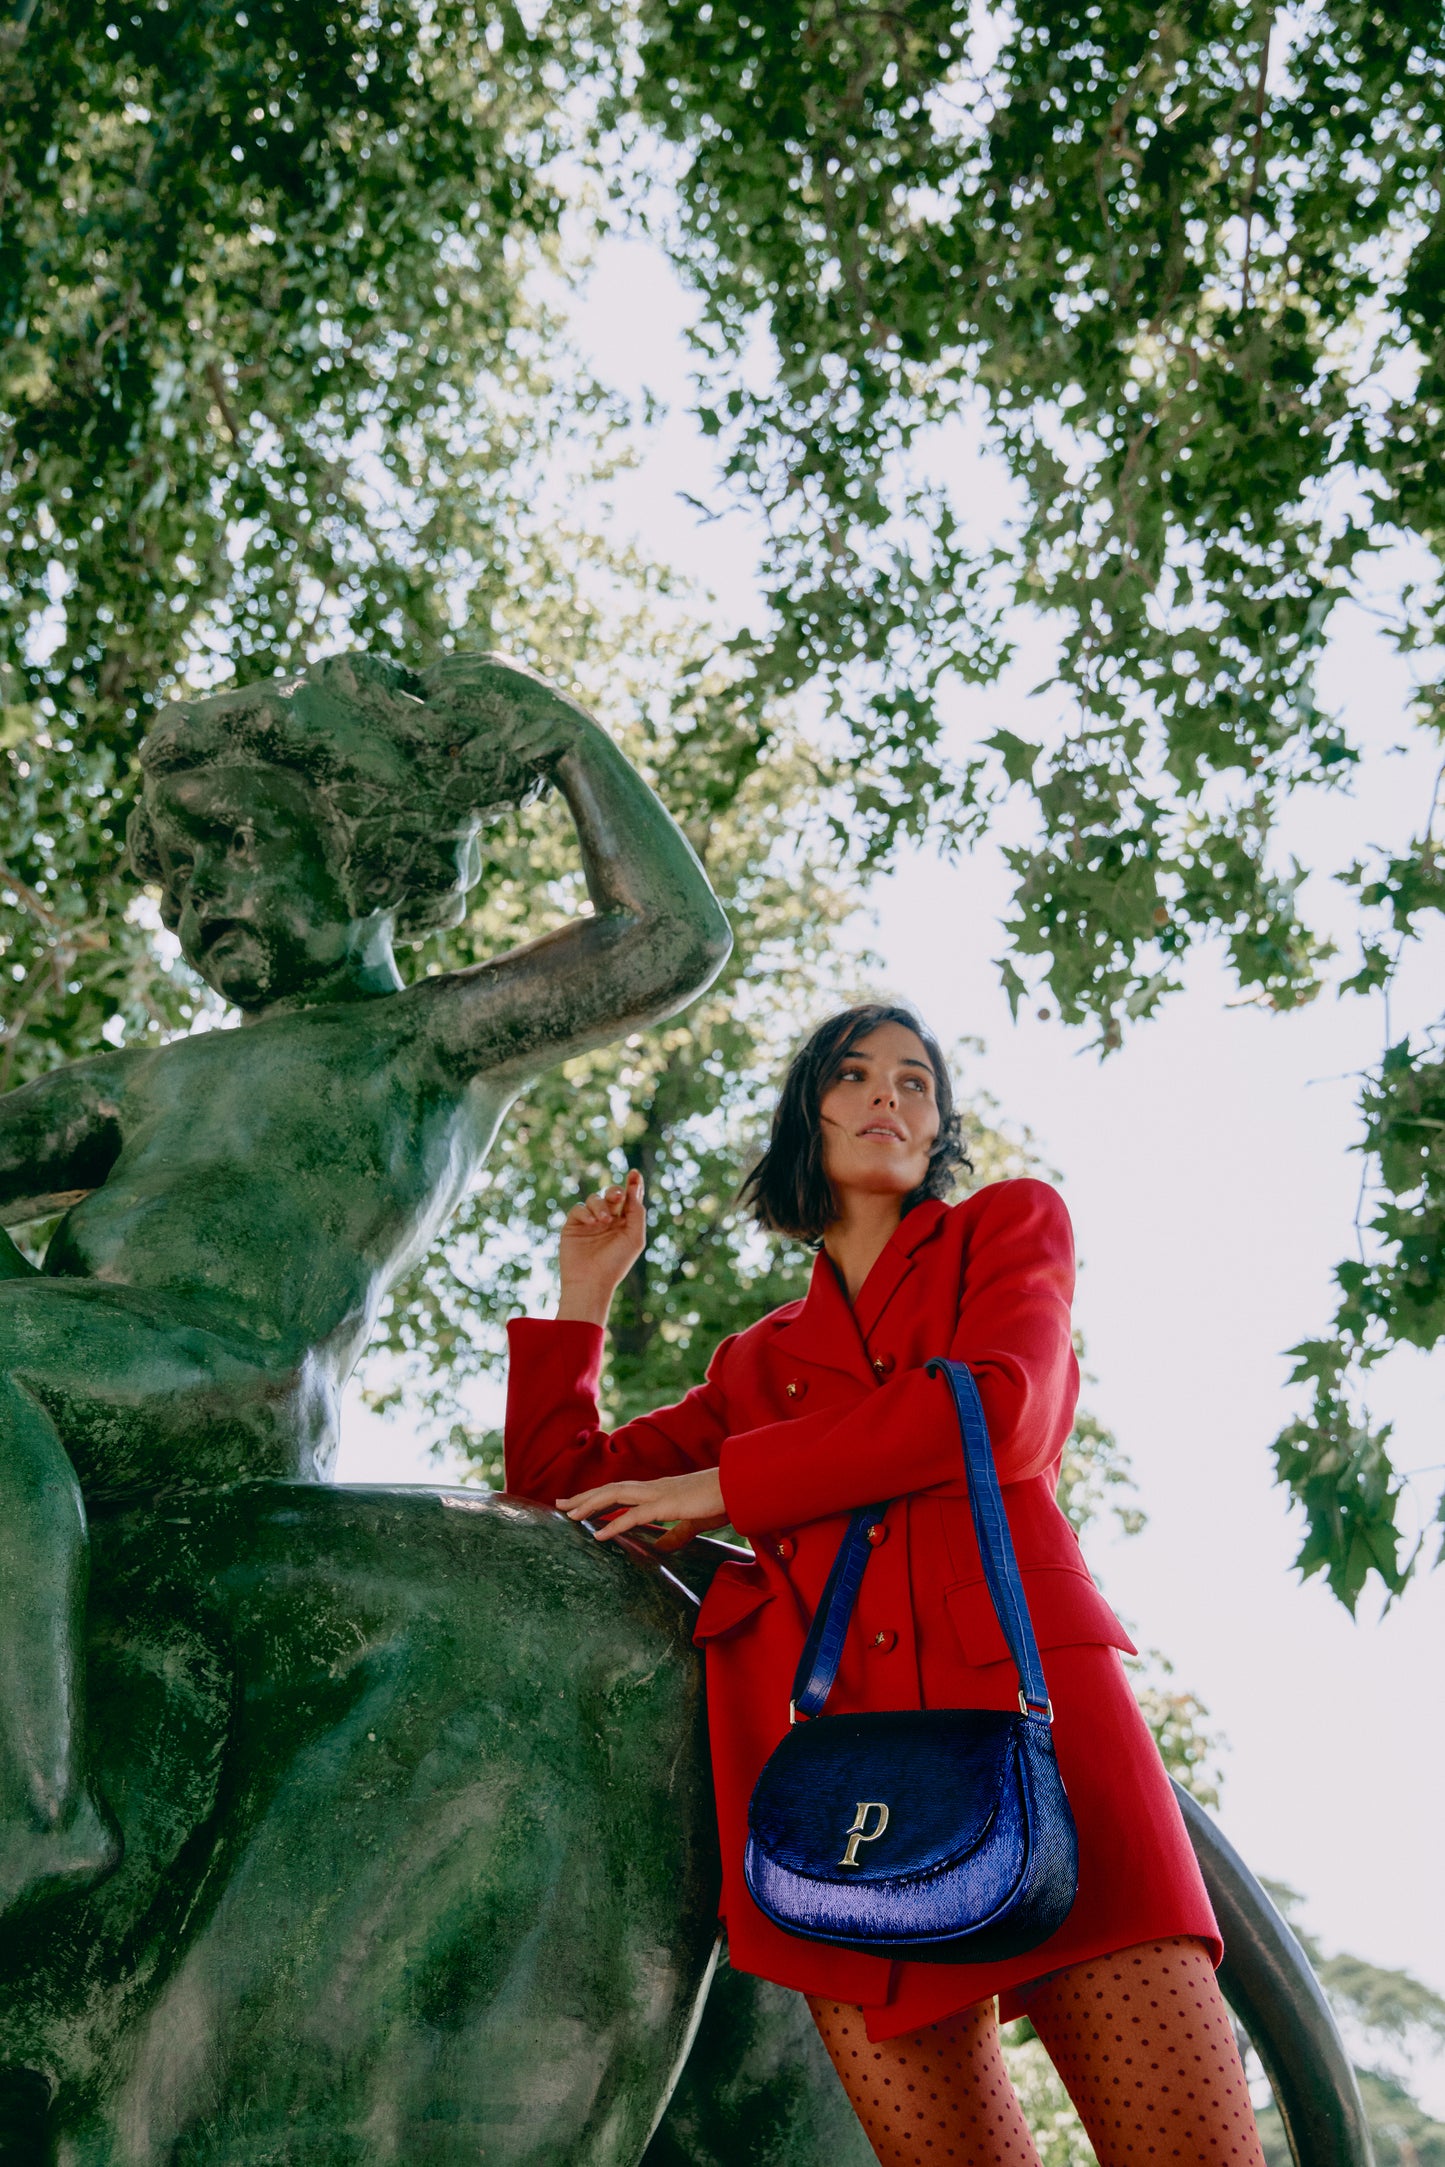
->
[770, 1250, 874, 1386]
[771, 1201, 951, 1381]
[852, 1199, 949, 1345]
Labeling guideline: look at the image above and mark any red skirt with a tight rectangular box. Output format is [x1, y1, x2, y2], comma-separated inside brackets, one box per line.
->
[706, 1635, 1222, 2041]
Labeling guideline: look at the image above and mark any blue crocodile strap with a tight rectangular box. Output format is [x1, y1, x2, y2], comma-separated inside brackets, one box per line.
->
[788, 1501, 886, 1718]
[787, 1360, 1052, 1722]
[925, 1357, 1052, 1719]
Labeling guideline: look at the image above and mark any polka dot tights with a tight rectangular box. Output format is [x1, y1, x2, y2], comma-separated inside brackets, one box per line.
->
[808, 1937, 1266, 2166]
[808, 1991, 1039, 2165]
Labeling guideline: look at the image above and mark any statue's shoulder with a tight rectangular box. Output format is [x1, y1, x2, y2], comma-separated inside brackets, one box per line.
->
[236, 988, 421, 1053]
[0, 1042, 138, 1112]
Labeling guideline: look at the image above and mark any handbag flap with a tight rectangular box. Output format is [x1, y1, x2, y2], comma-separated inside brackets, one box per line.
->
[945, 1567, 1137, 1666]
[748, 1709, 1020, 1885]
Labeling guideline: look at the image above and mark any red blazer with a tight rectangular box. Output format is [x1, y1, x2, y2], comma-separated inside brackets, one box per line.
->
[505, 1181, 1218, 2038]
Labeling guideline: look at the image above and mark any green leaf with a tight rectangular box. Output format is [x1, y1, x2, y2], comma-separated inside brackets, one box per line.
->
[988, 729, 1041, 788]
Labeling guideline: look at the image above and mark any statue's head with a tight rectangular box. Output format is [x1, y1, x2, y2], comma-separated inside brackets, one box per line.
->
[127, 651, 552, 1010]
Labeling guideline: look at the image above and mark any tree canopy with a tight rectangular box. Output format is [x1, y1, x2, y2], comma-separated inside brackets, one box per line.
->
[628, 0, 1445, 1607]
[0, 0, 623, 1073]
[4, 0, 1443, 1603]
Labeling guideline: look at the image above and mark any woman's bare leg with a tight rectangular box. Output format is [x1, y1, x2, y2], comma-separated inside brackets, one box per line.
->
[1026, 1938, 1266, 2165]
[808, 1994, 1043, 2166]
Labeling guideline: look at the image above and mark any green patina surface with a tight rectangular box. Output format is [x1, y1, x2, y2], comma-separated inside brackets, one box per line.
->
[0, 1487, 864, 2165]
[642, 1939, 874, 2167]
[0, 1485, 722, 2162]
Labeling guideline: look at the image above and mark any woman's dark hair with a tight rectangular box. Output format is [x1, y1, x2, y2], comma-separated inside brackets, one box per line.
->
[740, 1004, 969, 1243]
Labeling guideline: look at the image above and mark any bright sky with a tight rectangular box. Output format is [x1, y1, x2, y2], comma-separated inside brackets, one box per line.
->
[338, 231, 1445, 2100]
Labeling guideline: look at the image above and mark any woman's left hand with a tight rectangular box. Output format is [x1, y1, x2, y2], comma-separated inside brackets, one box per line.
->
[556, 1467, 727, 1552]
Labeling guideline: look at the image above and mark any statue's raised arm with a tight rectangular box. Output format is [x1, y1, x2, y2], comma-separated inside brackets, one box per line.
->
[126, 647, 733, 1080]
[396, 653, 733, 1086]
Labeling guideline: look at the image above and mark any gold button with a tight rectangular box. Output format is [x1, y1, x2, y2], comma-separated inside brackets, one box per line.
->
[871, 1353, 895, 1379]
[784, 1379, 808, 1400]
[865, 1522, 888, 1547]
[871, 1629, 898, 1654]
[774, 1535, 795, 1562]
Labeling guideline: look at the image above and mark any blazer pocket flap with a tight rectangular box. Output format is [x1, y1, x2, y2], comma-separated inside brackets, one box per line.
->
[944, 1567, 1137, 1667]
[693, 1561, 776, 1642]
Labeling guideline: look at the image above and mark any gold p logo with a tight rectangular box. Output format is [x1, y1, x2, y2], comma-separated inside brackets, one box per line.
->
[839, 1800, 890, 1868]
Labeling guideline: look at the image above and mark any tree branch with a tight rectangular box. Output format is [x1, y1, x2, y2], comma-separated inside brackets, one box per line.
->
[1239, 15, 1273, 310]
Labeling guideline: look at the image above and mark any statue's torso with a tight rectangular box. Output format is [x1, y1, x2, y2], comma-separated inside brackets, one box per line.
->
[41, 989, 507, 1362]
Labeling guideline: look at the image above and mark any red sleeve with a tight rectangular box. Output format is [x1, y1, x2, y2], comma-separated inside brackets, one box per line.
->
[503, 1316, 737, 1506]
[718, 1180, 1079, 1537]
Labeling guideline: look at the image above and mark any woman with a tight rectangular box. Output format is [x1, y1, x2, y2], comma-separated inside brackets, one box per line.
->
[505, 1004, 1266, 2166]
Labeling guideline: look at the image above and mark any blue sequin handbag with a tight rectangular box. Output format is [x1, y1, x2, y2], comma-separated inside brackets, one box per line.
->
[743, 1358, 1078, 1963]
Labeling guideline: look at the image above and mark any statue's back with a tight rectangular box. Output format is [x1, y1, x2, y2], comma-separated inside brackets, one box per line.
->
[0, 1485, 719, 2165]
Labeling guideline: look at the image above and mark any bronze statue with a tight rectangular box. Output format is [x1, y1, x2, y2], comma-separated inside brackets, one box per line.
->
[0, 654, 1362, 2162]
[0, 650, 730, 1917]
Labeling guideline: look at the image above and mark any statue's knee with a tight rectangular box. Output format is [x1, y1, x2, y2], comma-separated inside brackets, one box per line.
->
[0, 1382, 82, 1519]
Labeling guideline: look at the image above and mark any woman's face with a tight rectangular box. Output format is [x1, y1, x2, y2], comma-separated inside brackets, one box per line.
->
[817, 1022, 941, 1209]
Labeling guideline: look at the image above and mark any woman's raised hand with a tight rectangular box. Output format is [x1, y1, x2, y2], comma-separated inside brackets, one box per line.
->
[556, 1167, 646, 1325]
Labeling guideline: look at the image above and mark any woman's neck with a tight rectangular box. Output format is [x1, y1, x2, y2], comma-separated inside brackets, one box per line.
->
[822, 1192, 906, 1306]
